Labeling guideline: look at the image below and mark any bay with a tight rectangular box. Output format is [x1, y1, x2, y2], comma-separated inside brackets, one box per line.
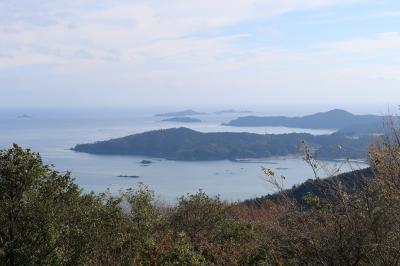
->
[0, 106, 369, 202]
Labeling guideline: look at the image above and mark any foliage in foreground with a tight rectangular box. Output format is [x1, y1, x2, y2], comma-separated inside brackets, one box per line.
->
[2, 133, 400, 265]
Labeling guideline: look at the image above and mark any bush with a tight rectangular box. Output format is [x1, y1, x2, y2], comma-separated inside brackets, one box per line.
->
[169, 191, 256, 265]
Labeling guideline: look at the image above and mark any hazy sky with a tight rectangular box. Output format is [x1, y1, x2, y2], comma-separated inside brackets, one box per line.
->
[1, 0, 399, 107]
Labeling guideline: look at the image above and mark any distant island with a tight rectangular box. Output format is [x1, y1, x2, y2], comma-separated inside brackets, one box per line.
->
[224, 109, 386, 131]
[18, 114, 31, 119]
[337, 123, 384, 136]
[214, 109, 253, 115]
[117, 175, 140, 178]
[161, 117, 202, 123]
[155, 109, 205, 117]
[72, 127, 372, 161]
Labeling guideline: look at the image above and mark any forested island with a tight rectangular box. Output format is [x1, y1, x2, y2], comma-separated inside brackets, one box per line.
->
[224, 109, 386, 131]
[72, 127, 372, 160]
[214, 109, 253, 115]
[155, 109, 205, 117]
[161, 117, 202, 123]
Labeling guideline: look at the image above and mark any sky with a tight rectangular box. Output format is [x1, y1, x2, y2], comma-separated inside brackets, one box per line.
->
[0, 0, 399, 107]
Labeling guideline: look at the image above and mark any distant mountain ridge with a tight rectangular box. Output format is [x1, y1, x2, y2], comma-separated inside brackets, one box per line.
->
[224, 109, 384, 130]
[72, 127, 372, 161]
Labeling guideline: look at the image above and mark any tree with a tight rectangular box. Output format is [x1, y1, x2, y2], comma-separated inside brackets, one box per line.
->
[0, 144, 82, 264]
[0, 145, 133, 265]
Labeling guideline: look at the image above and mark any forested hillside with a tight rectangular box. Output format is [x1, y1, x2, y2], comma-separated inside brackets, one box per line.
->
[73, 127, 372, 160]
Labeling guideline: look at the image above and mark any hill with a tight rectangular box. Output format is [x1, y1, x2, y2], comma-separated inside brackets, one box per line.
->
[72, 127, 372, 161]
[245, 167, 373, 208]
[224, 109, 384, 130]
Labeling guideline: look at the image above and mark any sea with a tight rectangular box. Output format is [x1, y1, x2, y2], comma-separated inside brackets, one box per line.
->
[0, 104, 386, 203]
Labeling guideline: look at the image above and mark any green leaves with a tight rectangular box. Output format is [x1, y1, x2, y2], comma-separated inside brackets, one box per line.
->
[4, 138, 400, 265]
[0, 145, 130, 265]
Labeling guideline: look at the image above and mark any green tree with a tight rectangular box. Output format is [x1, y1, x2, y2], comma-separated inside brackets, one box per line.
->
[0, 145, 134, 265]
[0, 144, 82, 264]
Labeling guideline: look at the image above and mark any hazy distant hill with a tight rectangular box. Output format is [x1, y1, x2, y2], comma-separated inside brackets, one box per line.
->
[214, 109, 253, 115]
[224, 109, 383, 130]
[72, 127, 372, 161]
[17, 114, 31, 119]
[161, 117, 202, 123]
[337, 123, 384, 136]
[155, 109, 205, 117]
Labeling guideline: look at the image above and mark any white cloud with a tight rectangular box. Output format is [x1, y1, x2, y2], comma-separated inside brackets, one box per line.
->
[316, 32, 400, 52]
[0, 0, 363, 68]
[2, 0, 400, 107]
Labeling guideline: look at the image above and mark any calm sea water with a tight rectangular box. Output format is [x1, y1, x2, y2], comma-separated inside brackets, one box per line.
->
[0, 105, 376, 202]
